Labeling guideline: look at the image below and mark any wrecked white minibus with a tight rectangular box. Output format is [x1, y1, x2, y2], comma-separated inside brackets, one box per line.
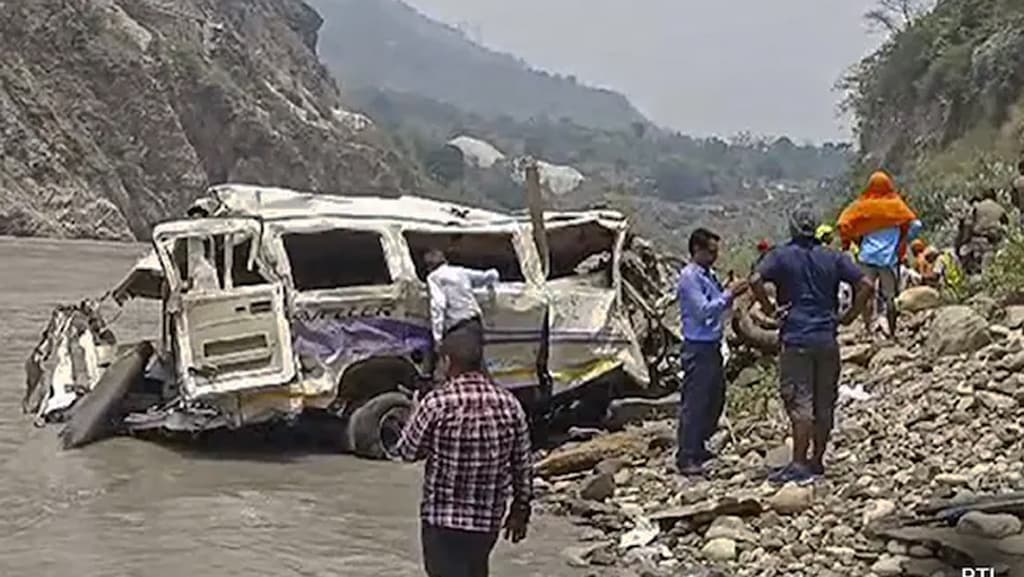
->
[23, 185, 650, 458]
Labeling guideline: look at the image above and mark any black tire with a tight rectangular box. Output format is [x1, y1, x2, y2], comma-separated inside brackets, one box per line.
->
[346, 392, 413, 460]
[59, 341, 153, 450]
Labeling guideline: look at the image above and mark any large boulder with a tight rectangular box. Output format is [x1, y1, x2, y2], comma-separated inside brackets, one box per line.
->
[896, 286, 942, 313]
[956, 511, 1023, 539]
[927, 306, 992, 357]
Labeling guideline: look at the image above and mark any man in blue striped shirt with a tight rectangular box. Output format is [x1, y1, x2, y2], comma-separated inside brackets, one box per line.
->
[676, 228, 748, 476]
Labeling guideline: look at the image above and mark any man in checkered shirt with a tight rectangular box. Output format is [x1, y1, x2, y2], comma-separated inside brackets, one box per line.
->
[397, 325, 533, 577]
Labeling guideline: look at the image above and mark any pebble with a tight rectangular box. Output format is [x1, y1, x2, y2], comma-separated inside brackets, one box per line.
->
[871, 555, 908, 576]
[580, 472, 616, 502]
[934, 473, 969, 487]
[862, 499, 896, 527]
[886, 540, 908, 555]
[700, 537, 737, 562]
[704, 515, 757, 543]
[768, 484, 813, 515]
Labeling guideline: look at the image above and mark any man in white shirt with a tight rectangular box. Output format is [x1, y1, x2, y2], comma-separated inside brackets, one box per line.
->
[424, 249, 499, 382]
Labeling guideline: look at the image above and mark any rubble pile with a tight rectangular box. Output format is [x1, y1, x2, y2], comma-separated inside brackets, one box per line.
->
[621, 236, 685, 395]
[620, 236, 767, 394]
[536, 298, 1024, 577]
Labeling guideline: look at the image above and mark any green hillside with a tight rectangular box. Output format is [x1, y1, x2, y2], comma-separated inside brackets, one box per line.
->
[842, 0, 1024, 235]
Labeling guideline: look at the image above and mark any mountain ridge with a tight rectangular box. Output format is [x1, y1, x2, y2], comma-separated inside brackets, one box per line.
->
[309, 0, 649, 132]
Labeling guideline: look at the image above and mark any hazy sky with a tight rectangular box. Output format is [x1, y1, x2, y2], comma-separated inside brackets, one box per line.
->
[404, 0, 884, 143]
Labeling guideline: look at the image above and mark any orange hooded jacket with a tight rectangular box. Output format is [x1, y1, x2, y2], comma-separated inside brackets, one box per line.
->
[838, 172, 918, 260]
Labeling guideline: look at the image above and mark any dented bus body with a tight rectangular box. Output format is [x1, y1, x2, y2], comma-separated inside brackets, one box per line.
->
[24, 185, 650, 457]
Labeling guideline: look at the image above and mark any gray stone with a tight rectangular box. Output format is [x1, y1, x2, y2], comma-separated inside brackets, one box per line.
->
[863, 499, 897, 526]
[934, 473, 970, 487]
[842, 344, 876, 367]
[928, 306, 992, 357]
[764, 440, 792, 469]
[956, 511, 1023, 539]
[732, 366, 762, 388]
[977, 391, 1017, 412]
[871, 555, 908, 576]
[705, 515, 757, 543]
[768, 484, 813, 515]
[990, 374, 1021, 396]
[998, 351, 1024, 372]
[580, 472, 616, 502]
[897, 286, 942, 313]
[1004, 306, 1024, 329]
[870, 346, 914, 372]
[589, 544, 620, 566]
[826, 546, 856, 563]
[606, 395, 680, 430]
[701, 537, 737, 562]
[990, 325, 1013, 340]
[886, 540, 909, 555]
[596, 458, 628, 476]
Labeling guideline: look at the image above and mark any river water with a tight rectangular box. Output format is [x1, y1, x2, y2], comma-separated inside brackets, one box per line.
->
[0, 237, 582, 576]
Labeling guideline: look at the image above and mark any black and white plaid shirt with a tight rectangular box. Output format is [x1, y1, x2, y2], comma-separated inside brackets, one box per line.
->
[397, 372, 532, 533]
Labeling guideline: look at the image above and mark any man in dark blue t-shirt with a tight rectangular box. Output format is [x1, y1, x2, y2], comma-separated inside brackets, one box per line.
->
[751, 208, 875, 485]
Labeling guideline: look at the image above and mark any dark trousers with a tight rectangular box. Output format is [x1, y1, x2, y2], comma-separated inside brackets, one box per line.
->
[779, 345, 841, 434]
[677, 341, 725, 467]
[421, 524, 499, 577]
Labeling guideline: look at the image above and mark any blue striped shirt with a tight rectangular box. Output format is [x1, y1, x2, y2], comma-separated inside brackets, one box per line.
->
[677, 262, 733, 343]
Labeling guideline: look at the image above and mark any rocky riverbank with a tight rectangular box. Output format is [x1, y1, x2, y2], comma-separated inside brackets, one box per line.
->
[534, 296, 1024, 576]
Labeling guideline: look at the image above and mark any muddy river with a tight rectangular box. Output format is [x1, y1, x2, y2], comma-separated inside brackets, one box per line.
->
[0, 237, 583, 576]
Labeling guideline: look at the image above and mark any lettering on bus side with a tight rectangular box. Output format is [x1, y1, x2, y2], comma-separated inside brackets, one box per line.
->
[293, 306, 394, 322]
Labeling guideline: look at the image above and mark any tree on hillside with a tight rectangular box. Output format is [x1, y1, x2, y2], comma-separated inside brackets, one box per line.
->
[865, 0, 932, 35]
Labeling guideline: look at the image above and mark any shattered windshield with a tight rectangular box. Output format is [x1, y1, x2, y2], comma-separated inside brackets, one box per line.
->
[547, 222, 616, 287]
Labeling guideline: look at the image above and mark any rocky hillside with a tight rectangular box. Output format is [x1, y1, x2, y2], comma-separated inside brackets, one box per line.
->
[0, 0, 426, 240]
[308, 0, 647, 131]
[842, 0, 1024, 232]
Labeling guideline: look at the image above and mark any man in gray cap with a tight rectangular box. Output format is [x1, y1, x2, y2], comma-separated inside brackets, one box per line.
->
[750, 207, 874, 484]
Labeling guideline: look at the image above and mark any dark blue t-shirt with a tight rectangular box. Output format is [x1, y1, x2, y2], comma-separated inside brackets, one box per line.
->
[756, 238, 864, 347]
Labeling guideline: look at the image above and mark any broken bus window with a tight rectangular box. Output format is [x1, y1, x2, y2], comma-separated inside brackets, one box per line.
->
[404, 231, 526, 282]
[283, 230, 392, 291]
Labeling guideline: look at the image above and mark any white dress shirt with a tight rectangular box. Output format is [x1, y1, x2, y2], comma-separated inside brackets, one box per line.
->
[426, 264, 499, 344]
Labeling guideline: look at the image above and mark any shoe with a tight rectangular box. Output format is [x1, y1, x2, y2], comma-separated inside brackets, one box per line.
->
[808, 461, 825, 477]
[697, 448, 716, 465]
[677, 461, 706, 477]
[768, 462, 815, 486]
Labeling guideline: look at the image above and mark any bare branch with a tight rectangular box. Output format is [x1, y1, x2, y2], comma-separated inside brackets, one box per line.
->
[864, 0, 933, 36]
[865, 8, 901, 34]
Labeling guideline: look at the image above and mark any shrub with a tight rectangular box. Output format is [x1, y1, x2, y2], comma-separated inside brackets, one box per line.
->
[980, 225, 1024, 301]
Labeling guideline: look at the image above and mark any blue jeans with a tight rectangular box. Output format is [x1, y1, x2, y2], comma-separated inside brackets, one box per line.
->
[677, 341, 725, 467]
